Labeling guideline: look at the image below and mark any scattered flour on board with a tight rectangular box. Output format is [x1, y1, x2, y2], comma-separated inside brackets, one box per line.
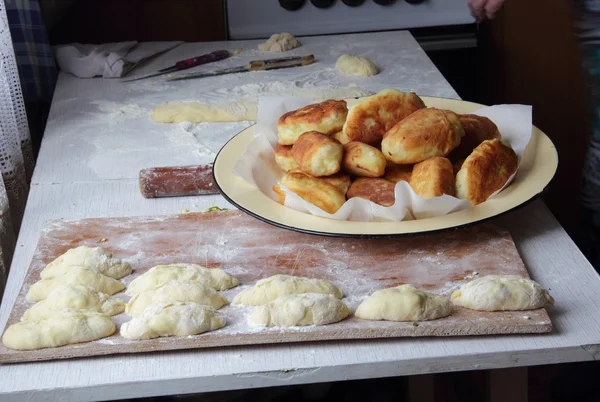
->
[88, 82, 373, 127]
[195, 82, 374, 110]
[125, 80, 177, 93]
[436, 269, 481, 296]
[165, 121, 253, 158]
[90, 100, 147, 123]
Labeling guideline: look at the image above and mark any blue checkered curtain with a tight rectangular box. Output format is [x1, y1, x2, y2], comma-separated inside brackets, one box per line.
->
[0, 1, 39, 297]
[5, 0, 56, 104]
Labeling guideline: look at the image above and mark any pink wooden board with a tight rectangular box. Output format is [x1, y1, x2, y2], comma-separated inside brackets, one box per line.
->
[0, 210, 552, 364]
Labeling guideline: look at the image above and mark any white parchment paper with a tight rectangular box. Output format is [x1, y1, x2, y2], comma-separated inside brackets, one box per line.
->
[233, 97, 532, 222]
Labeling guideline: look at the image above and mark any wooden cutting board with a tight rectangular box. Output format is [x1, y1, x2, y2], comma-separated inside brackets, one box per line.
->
[0, 210, 552, 364]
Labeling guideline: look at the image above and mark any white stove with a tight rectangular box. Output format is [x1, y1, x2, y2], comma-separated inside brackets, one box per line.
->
[226, 0, 474, 40]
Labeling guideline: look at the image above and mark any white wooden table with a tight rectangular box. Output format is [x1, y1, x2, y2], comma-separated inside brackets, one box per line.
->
[0, 31, 599, 401]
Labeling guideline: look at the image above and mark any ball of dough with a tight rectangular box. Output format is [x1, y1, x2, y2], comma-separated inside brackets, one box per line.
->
[355, 284, 452, 322]
[232, 274, 343, 306]
[120, 302, 225, 340]
[336, 54, 378, 77]
[451, 275, 554, 311]
[291, 131, 343, 177]
[249, 293, 350, 327]
[258, 32, 301, 52]
[2, 309, 115, 350]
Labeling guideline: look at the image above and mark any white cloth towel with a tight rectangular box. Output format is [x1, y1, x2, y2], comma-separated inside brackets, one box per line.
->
[54, 41, 183, 78]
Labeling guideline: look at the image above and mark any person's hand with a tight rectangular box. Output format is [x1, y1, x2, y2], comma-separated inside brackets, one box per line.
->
[467, 0, 507, 22]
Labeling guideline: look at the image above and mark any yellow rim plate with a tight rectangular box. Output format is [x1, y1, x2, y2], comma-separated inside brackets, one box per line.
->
[213, 96, 558, 237]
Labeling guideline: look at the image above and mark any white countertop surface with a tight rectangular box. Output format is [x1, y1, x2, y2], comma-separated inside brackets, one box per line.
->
[0, 31, 599, 401]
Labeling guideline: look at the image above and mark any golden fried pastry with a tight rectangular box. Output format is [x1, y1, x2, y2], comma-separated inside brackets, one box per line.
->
[274, 144, 299, 172]
[342, 142, 387, 178]
[343, 89, 426, 145]
[381, 108, 465, 164]
[384, 163, 413, 183]
[410, 157, 455, 198]
[277, 100, 348, 145]
[347, 177, 396, 207]
[332, 130, 351, 145]
[273, 171, 346, 214]
[449, 114, 501, 159]
[322, 172, 352, 195]
[291, 131, 343, 177]
[286, 169, 351, 195]
[456, 139, 518, 205]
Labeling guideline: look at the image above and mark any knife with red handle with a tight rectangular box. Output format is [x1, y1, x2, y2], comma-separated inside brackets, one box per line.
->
[122, 50, 231, 82]
[170, 50, 231, 71]
[139, 165, 219, 198]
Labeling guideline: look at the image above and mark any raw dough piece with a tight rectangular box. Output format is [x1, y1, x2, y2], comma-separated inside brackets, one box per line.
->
[258, 33, 300, 52]
[27, 267, 125, 302]
[23, 284, 124, 321]
[355, 284, 452, 322]
[232, 274, 343, 306]
[451, 275, 555, 311]
[2, 309, 115, 350]
[126, 280, 228, 316]
[150, 86, 373, 124]
[151, 101, 257, 123]
[40, 245, 131, 279]
[249, 293, 350, 327]
[121, 302, 225, 340]
[126, 263, 239, 295]
[336, 54, 378, 77]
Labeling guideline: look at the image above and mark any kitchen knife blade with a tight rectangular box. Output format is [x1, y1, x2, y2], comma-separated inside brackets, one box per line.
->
[167, 54, 315, 81]
[122, 50, 231, 82]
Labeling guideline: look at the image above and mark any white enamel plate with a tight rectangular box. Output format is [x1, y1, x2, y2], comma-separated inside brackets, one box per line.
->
[213, 96, 558, 237]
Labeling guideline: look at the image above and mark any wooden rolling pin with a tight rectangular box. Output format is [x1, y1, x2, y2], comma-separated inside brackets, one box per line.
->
[139, 165, 219, 198]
